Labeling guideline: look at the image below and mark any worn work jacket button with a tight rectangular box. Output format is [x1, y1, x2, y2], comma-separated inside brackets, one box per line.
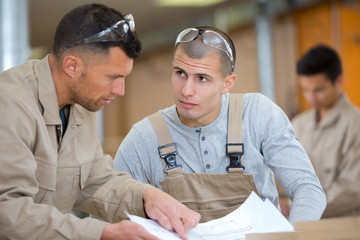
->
[201, 136, 206, 141]
[204, 150, 208, 155]
[206, 164, 211, 169]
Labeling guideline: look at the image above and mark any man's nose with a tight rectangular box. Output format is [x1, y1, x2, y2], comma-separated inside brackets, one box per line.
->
[111, 79, 125, 96]
[182, 79, 195, 97]
[305, 92, 317, 104]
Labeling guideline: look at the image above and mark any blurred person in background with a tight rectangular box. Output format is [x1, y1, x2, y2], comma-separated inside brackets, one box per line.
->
[291, 44, 360, 218]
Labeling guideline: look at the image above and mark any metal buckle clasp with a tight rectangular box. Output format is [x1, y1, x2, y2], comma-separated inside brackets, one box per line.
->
[226, 143, 245, 172]
[158, 143, 182, 173]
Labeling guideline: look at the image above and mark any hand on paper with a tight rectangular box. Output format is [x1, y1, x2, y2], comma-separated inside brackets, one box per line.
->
[142, 187, 201, 240]
[101, 220, 160, 240]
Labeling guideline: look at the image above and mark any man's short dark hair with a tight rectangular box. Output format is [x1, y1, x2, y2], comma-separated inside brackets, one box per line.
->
[296, 44, 342, 84]
[175, 26, 236, 76]
[52, 3, 141, 59]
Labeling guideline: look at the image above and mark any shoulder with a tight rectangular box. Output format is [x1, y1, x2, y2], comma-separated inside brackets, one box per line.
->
[132, 115, 156, 136]
[129, 107, 174, 139]
[243, 92, 276, 108]
[291, 110, 314, 135]
[243, 92, 267, 102]
[242, 92, 284, 117]
[291, 109, 313, 125]
[240, 93, 295, 136]
[0, 60, 39, 102]
[118, 115, 157, 156]
[342, 100, 360, 124]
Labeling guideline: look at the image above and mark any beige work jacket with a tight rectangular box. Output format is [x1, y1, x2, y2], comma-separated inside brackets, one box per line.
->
[0, 56, 153, 239]
[292, 94, 360, 218]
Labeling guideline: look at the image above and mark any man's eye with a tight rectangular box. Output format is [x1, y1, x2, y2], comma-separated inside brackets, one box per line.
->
[109, 76, 119, 80]
[176, 71, 185, 77]
[199, 76, 208, 82]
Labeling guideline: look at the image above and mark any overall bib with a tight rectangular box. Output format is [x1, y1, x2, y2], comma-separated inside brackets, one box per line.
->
[148, 94, 259, 222]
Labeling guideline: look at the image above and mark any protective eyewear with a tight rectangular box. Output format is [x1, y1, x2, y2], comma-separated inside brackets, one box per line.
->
[175, 28, 234, 72]
[60, 14, 135, 51]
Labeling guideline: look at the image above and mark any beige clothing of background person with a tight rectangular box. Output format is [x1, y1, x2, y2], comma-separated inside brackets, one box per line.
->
[0, 56, 153, 239]
[292, 94, 360, 217]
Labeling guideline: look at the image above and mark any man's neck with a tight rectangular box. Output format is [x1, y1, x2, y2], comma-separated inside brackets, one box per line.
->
[48, 54, 71, 109]
[316, 109, 329, 123]
[315, 94, 342, 123]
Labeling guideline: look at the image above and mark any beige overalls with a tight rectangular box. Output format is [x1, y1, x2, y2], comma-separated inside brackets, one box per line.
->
[149, 94, 260, 222]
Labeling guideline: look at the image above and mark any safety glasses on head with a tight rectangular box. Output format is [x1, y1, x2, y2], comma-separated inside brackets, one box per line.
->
[60, 14, 135, 51]
[175, 28, 234, 73]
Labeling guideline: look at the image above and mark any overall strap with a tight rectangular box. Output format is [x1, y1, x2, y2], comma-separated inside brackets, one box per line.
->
[226, 94, 245, 173]
[148, 112, 182, 174]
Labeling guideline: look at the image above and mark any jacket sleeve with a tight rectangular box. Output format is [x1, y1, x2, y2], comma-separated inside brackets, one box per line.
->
[322, 120, 360, 217]
[0, 97, 111, 240]
[74, 143, 154, 222]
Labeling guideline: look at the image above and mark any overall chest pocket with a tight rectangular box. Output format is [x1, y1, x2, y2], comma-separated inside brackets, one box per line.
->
[161, 171, 259, 222]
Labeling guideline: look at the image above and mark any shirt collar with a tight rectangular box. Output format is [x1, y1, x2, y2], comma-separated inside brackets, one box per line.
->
[316, 94, 347, 128]
[35, 55, 85, 126]
[171, 93, 228, 133]
[35, 55, 60, 125]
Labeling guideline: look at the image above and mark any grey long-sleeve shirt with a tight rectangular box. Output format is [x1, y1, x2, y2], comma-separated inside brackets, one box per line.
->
[115, 93, 326, 223]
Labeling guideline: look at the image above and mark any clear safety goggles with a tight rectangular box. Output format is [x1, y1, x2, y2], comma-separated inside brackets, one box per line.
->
[175, 28, 234, 72]
[60, 14, 135, 51]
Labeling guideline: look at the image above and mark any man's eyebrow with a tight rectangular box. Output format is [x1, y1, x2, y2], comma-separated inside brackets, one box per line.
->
[173, 66, 185, 72]
[173, 66, 212, 78]
[106, 73, 125, 78]
[196, 72, 212, 78]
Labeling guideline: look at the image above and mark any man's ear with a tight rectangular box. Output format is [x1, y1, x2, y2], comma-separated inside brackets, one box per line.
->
[221, 74, 237, 94]
[63, 55, 79, 78]
[334, 74, 344, 94]
[336, 74, 344, 86]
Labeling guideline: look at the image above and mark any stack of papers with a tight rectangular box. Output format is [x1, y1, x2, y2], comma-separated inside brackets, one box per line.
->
[127, 192, 294, 240]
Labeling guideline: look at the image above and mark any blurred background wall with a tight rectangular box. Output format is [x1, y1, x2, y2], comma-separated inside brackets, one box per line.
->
[1, 0, 359, 157]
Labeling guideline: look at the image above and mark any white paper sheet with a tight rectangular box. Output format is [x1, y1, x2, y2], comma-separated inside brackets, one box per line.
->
[127, 192, 294, 240]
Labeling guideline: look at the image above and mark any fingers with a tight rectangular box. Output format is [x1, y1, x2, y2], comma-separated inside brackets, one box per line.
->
[153, 202, 200, 240]
[142, 188, 201, 239]
[154, 210, 173, 231]
[170, 218, 187, 240]
[180, 209, 201, 231]
[168, 208, 200, 240]
[154, 212, 188, 240]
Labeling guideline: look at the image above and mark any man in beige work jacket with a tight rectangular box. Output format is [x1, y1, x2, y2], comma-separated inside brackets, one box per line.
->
[0, 4, 199, 240]
[291, 44, 360, 218]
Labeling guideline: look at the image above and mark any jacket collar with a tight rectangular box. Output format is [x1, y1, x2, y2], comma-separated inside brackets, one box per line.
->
[35, 55, 85, 126]
[315, 94, 348, 129]
[70, 104, 86, 126]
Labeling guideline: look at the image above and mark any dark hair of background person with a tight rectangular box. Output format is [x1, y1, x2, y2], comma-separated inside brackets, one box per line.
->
[296, 44, 342, 84]
[52, 3, 141, 59]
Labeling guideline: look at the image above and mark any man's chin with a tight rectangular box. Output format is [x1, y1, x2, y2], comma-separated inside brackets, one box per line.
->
[82, 104, 103, 112]
[177, 109, 198, 121]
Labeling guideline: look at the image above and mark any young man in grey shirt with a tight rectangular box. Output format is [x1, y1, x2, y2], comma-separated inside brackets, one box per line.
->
[115, 26, 326, 224]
